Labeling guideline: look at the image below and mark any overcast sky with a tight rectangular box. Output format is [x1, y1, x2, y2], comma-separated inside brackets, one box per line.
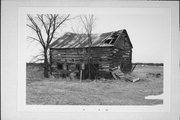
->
[26, 8, 171, 63]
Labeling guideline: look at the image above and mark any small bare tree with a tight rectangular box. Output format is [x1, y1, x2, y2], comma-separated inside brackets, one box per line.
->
[80, 15, 96, 47]
[27, 14, 70, 78]
[79, 15, 96, 79]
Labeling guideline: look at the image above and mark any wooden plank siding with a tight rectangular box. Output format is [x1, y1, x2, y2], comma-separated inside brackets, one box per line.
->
[50, 47, 132, 77]
[49, 29, 133, 79]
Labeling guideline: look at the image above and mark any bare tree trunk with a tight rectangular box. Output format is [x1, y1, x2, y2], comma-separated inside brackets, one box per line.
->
[88, 56, 91, 79]
[88, 34, 92, 79]
[78, 15, 95, 80]
[27, 14, 70, 78]
[44, 50, 49, 78]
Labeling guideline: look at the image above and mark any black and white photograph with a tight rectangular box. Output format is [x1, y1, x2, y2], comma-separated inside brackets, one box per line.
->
[2, 0, 180, 120]
[25, 9, 168, 106]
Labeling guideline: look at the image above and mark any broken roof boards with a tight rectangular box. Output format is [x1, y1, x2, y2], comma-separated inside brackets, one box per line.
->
[50, 29, 133, 50]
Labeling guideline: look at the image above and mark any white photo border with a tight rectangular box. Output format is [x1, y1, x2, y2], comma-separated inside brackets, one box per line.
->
[18, 7, 171, 112]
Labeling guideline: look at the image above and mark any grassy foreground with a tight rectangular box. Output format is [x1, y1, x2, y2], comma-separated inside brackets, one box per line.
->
[26, 65, 163, 105]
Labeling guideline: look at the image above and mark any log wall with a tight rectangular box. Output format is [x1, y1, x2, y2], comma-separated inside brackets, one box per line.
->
[50, 46, 132, 78]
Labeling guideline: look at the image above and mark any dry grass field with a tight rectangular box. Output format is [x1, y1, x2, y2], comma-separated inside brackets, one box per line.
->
[26, 64, 163, 105]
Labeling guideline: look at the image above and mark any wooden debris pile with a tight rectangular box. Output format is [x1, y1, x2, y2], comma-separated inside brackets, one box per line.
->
[111, 68, 139, 82]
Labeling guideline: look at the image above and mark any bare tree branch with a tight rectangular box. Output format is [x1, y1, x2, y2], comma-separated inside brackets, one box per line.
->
[26, 24, 37, 32]
[27, 14, 46, 48]
[47, 14, 70, 46]
[27, 14, 70, 77]
[27, 36, 40, 43]
[37, 14, 48, 34]
[78, 15, 96, 79]
[55, 14, 70, 31]
[79, 14, 96, 47]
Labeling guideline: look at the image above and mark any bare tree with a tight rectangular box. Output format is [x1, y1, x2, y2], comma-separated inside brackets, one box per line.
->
[80, 15, 96, 47]
[79, 15, 96, 79]
[27, 14, 70, 78]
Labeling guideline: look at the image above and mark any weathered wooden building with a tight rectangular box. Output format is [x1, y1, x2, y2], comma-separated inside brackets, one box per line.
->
[49, 29, 133, 79]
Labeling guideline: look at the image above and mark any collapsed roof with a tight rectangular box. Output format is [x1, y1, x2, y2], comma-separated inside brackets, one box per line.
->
[50, 29, 133, 49]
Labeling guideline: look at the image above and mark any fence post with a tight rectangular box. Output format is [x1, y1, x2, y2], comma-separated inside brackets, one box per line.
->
[80, 63, 85, 82]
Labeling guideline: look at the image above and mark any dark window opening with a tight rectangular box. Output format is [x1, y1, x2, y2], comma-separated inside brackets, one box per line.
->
[76, 64, 80, 70]
[94, 64, 99, 70]
[110, 39, 116, 44]
[104, 33, 119, 44]
[104, 39, 116, 44]
[57, 63, 63, 70]
[66, 64, 69, 70]
[104, 39, 112, 44]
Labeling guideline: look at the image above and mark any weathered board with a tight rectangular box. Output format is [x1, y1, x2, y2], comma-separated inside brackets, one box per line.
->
[50, 29, 133, 79]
